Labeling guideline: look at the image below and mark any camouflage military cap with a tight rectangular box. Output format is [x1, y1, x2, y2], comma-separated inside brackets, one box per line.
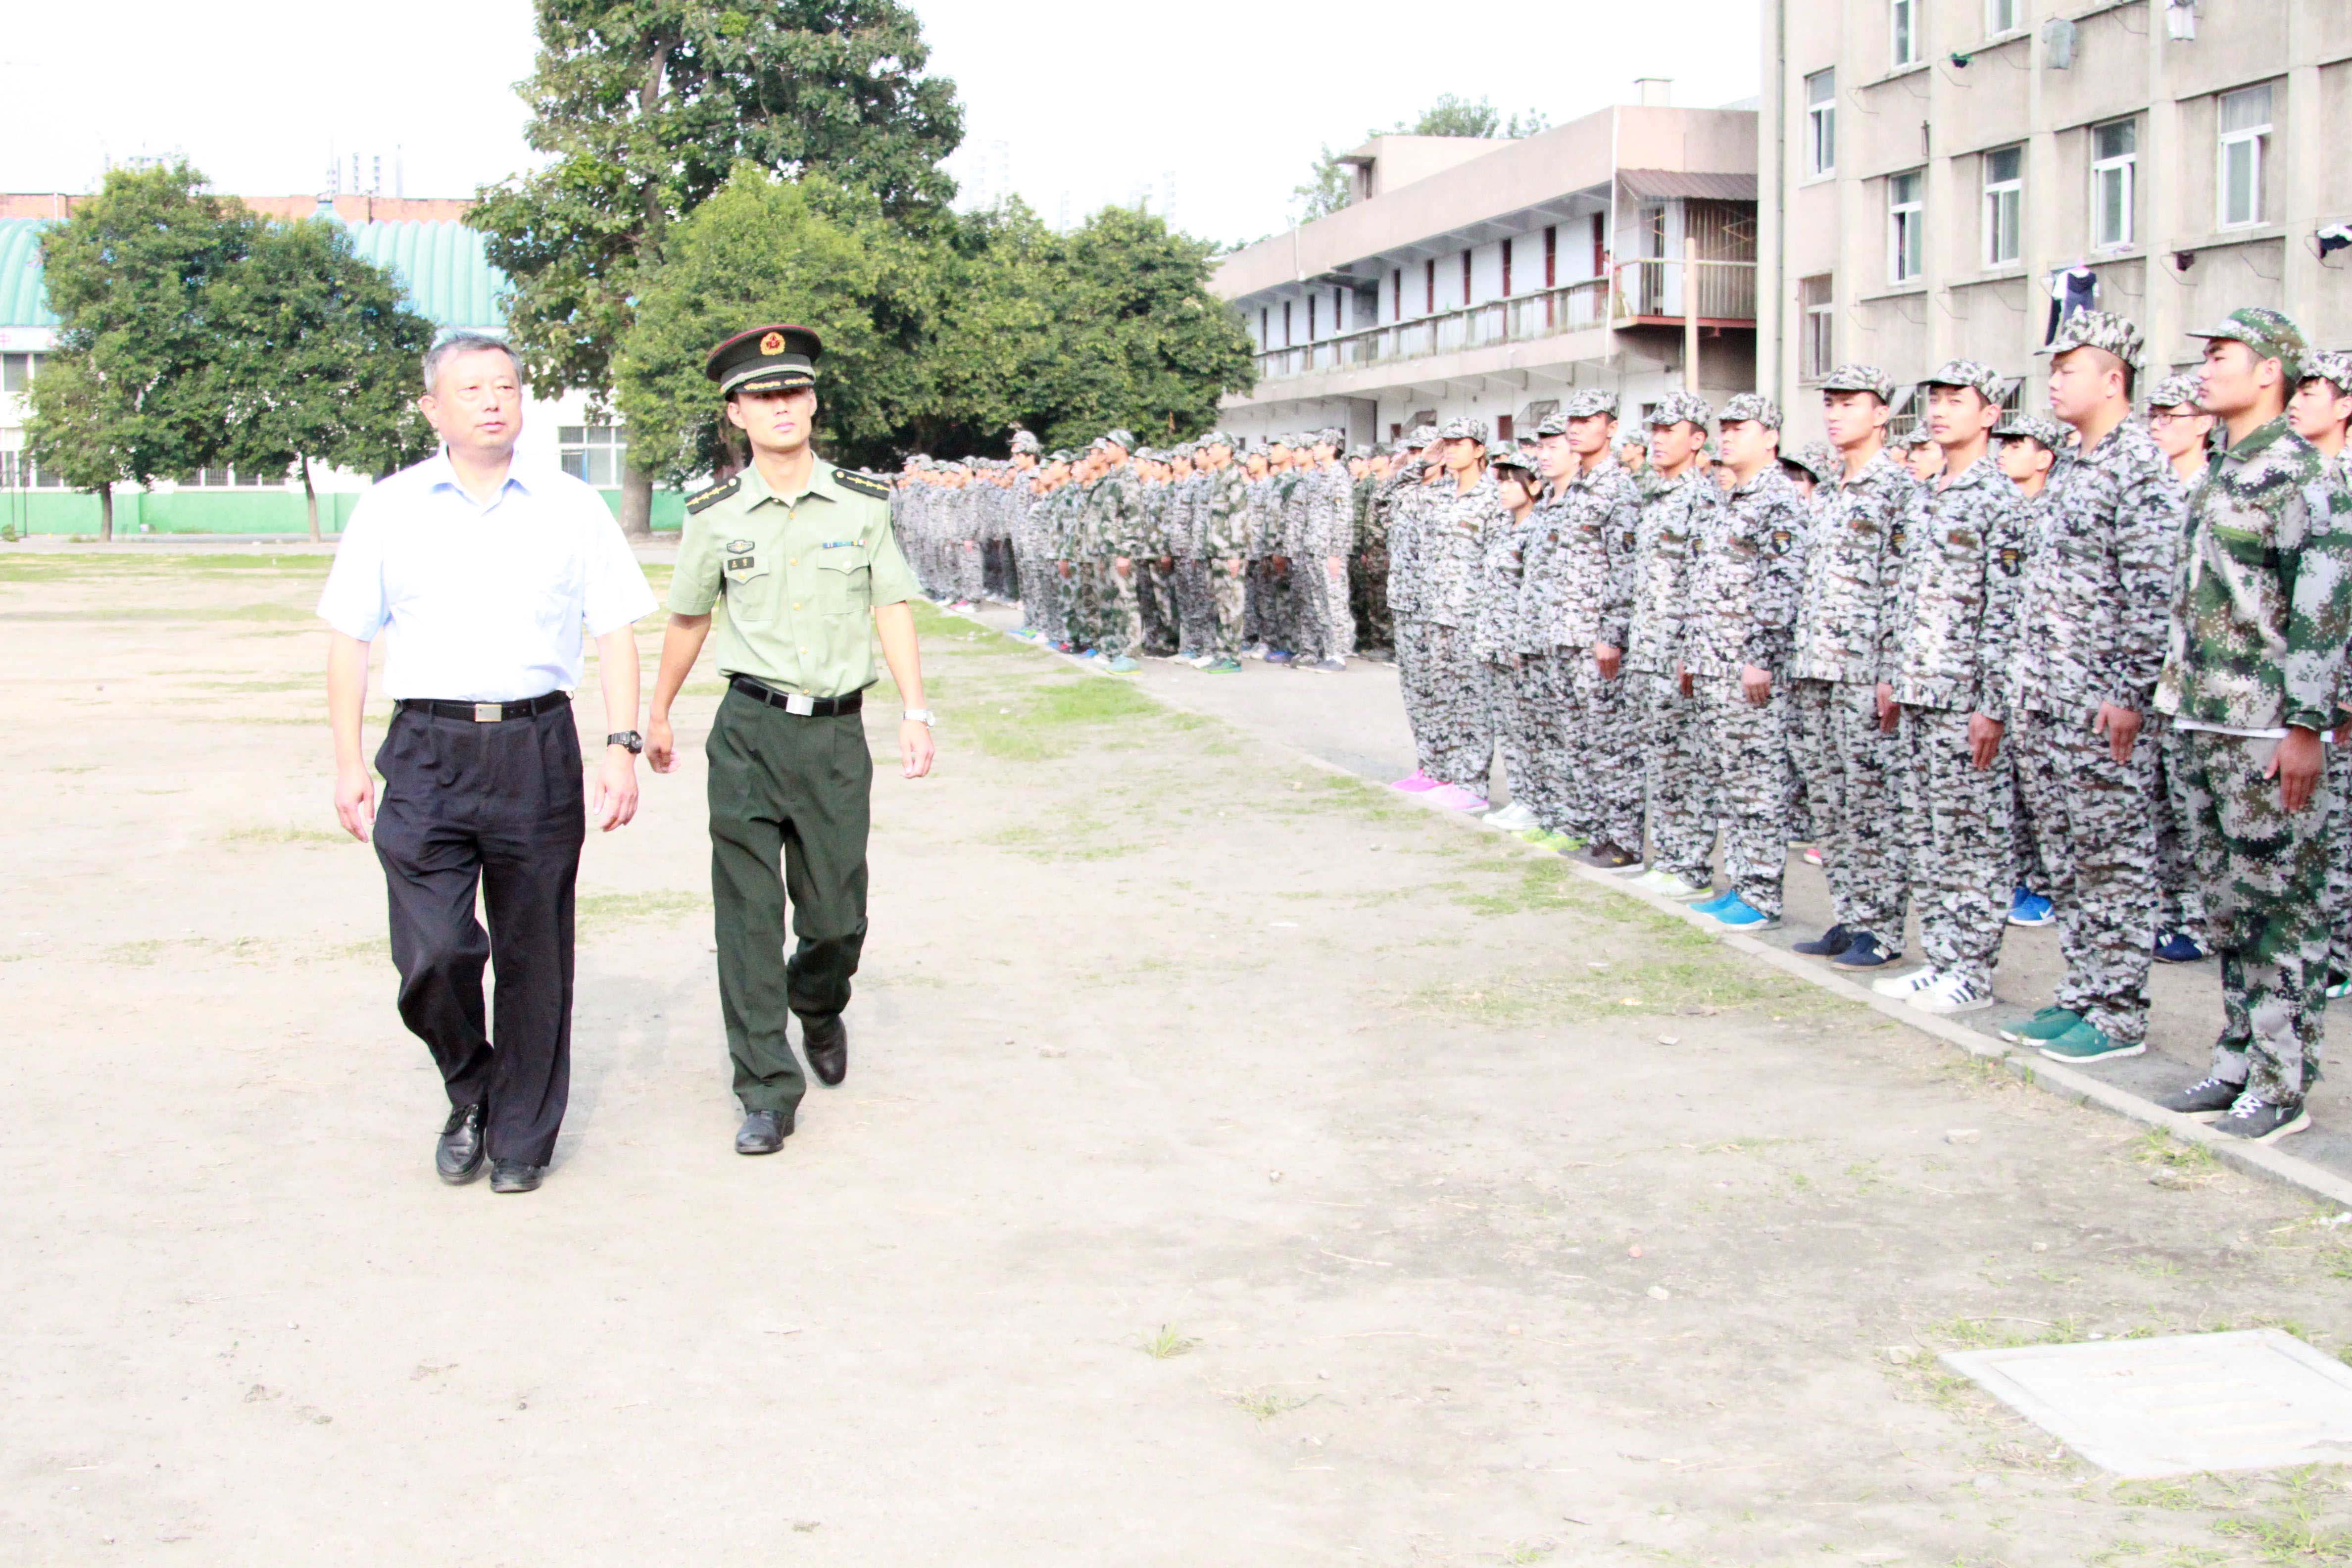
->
[1200, 430, 1235, 449]
[1646, 391, 1714, 430]
[1100, 427, 1137, 451]
[2041, 308, 2146, 372]
[1533, 412, 1572, 438]
[1348, 444, 1371, 459]
[2186, 306, 2307, 382]
[1563, 389, 1620, 420]
[1780, 441, 1836, 483]
[1488, 441, 1535, 472]
[2143, 374, 2201, 413]
[1718, 392, 1783, 431]
[1996, 413, 2065, 451]
[1899, 424, 1940, 448]
[1818, 363, 1895, 402]
[1315, 427, 1345, 447]
[1920, 359, 2005, 402]
[1009, 429, 1042, 453]
[1436, 416, 1490, 442]
[1405, 423, 1440, 448]
[2300, 349, 2352, 397]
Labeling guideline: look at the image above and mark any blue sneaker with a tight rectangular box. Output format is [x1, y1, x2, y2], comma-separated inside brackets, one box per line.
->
[1829, 931, 1899, 969]
[1103, 655, 1140, 673]
[1688, 888, 1739, 916]
[2008, 886, 2056, 927]
[2153, 930, 2207, 964]
[1710, 896, 1781, 931]
[1266, 649, 1297, 665]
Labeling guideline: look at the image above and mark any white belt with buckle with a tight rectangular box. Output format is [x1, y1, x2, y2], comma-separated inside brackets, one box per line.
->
[473, 702, 504, 723]
[784, 692, 817, 716]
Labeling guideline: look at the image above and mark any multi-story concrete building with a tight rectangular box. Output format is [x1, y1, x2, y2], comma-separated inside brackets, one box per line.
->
[1759, 0, 2352, 441]
[1211, 93, 1761, 446]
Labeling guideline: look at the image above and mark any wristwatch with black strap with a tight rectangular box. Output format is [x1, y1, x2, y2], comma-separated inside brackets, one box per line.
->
[607, 731, 644, 754]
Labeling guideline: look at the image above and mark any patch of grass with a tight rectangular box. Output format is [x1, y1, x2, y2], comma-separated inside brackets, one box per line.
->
[1138, 1325, 1199, 1360]
[2111, 1480, 2205, 1513]
[575, 890, 708, 934]
[1227, 1388, 1313, 1422]
[2131, 1130, 2219, 1173]
[107, 939, 166, 967]
[987, 820, 1146, 863]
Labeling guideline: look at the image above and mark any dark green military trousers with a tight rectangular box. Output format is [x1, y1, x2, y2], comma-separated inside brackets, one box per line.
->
[706, 687, 872, 1111]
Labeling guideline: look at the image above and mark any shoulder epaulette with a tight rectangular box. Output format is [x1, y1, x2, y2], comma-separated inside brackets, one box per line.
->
[685, 475, 741, 515]
[834, 468, 891, 501]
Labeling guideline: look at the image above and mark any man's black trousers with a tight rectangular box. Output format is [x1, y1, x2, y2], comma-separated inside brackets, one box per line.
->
[373, 701, 585, 1167]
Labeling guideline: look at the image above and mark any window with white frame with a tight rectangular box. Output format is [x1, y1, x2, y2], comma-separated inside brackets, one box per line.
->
[1986, 0, 2020, 35]
[2090, 119, 2136, 250]
[185, 465, 280, 489]
[1983, 146, 2022, 266]
[1805, 69, 1836, 177]
[1889, 170, 1924, 283]
[559, 425, 627, 487]
[1800, 275, 1836, 380]
[1891, 0, 1920, 66]
[2217, 84, 2271, 231]
[1, 352, 43, 392]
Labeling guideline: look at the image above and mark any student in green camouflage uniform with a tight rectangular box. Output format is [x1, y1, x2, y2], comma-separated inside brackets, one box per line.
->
[1195, 434, 1250, 672]
[1350, 451, 1393, 657]
[2288, 353, 2352, 993]
[2152, 309, 2352, 1143]
[1084, 431, 1146, 670]
[2145, 374, 2219, 960]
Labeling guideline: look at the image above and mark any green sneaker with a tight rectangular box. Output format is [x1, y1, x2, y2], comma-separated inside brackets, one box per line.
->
[1997, 1006, 2080, 1045]
[2037, 1018, 2146, 1064]
[1521, 829, 1572, 851]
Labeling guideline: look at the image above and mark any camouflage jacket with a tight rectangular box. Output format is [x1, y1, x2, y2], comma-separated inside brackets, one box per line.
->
[1626, 468, 1723, 675]
[1085, 465, 1146, 557]
[2009, 418, 2180, 721]
[1353, 475, 1382, 551]
[1417, 471, 1501, 629]
[1303, 463, 1353, 557]
[1883, 452, 2029, 717]
[1789, 446, 1916, 686]
[1520, 458, 1640, 654]
[1198, 467, 1248, 558]
[1169, 471, 1205, 557]
[1684, 463, 1809, 678]
[1471, 507, 1536, 662]
[1137, 480, 1172, 556]
[1378, 468, 1430, 616]
[2155, 417, 2352, 734]
[1041, 485, 1081, 558]
[1244, 476, 1282, 558]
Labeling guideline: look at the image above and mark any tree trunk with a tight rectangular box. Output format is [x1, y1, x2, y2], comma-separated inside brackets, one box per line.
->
[617, 462, 654, 538]
[98, 481, 112, 543]
[302, 457, 321, 543]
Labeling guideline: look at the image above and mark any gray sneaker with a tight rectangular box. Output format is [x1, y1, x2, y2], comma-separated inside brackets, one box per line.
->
[2212, 1094, 2310, 1143]
[2155, 1075, 2243, 1121]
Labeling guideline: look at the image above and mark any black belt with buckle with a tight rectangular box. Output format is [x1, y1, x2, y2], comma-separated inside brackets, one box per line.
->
[729, 675, 862, 718]
[399, 692, 572, 723]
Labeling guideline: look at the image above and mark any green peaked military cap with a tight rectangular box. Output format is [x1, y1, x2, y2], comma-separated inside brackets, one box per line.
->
[706, 323, 824, 395]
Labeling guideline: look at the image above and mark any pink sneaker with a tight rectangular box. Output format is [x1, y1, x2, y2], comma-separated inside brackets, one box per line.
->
[1423, 784, 1491, 812]
[1390, 771, 1441, 792]
[1803, 845, 1822, 865]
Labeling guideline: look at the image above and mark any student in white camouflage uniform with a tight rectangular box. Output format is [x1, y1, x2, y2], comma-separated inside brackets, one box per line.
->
[1870, 361, 2031, 1016]
[1681, 393, 1809, 930]
[1991, 413, 2062, 919]
[1787, 364, 1916, 970]
[2153, 309, 2352, 1143]
[1387, 428, 1452, 790]
[1475, 444, 1547, 827]
[1989, 313, 2178, 1065]
[2145, 374, 2219, 960]
[1624, 392, 1725, 898]
[1414, 418, 1503, 808]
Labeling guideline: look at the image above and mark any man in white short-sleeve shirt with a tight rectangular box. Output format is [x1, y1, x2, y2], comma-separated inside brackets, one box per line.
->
[319, 331, 655, 1194]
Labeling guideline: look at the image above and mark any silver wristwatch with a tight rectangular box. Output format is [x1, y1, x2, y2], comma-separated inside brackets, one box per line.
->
[902, 708, 936, 727]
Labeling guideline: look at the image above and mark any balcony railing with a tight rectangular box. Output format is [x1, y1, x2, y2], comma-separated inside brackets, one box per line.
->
[1249, 259, 1756, 384]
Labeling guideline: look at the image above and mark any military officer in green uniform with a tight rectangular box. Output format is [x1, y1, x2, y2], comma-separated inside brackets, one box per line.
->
[646, 324, 936, 1155]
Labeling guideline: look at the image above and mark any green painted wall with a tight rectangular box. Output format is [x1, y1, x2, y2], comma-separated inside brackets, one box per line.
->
[0, 486, 685, 538]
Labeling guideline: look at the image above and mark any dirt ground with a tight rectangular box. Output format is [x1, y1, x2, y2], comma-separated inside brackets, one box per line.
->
[6, 542, 2352, 1567]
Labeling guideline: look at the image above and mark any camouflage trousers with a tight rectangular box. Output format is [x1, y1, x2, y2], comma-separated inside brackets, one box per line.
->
[1289, 556, 1355, 663]
[1098, 559, 1142, 659]
[1351, 551, 1393, 655]
[2330, 739, 2352, 982]
[1787, 678, 1908, 942]
[1172, 559, 1213, 655]
[1489, 656, 1555, 825]
[1528, 655, 1640, 848]
[1206, 559, 1245, 661]
[1243, 559, 1290, 651]
[2152, 720, 2209, 944]
[1137, 558, 1180, 656]
[1016, 543, 1062, 644]
[982, 538, 1017, 601]
[1637, 673, 1717, 887]
[2009, 767, 2050, 893]
[1419, 622, 1495, 792]
[1690, 674, 1793, 918]
[2010, 706, 2158, 1045]
[1902, 706, 2013, 992]
[1393, 618, 1441, 777]
[953, 539, 983, 602]
[2175, 728, 2335, 1101]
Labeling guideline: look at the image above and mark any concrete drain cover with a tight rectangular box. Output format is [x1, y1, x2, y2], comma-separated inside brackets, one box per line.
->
[1942, 1329, 2352, 1477]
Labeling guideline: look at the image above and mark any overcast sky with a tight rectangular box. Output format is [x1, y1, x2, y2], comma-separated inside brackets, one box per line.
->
[2, 0, 1760, 246]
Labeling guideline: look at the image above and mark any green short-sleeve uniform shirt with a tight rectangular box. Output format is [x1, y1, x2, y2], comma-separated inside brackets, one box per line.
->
[668, 457, 919, 697]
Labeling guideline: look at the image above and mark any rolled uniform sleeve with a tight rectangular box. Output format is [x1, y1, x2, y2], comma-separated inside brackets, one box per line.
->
[582, 504, 657, 636]
[865, 508, 918, 606]
[315, 495, 390, 641]
[668, 510, 725, 618]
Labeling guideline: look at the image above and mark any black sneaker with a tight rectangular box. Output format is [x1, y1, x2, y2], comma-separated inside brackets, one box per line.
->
[2212, 1094, 2311, 1143]
[2155, 1075, 2243, 1121]
[1830, 932, 1898, 969]
[1793, 923, 1853, 958]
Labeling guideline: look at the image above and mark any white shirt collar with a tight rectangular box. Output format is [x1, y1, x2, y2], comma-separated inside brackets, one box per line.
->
[425, 446, 536, 511]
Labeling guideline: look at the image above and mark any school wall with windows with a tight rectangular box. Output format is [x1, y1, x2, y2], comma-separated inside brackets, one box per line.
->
[0, 200, 682, 538]
[1758, 0, 2352, 444]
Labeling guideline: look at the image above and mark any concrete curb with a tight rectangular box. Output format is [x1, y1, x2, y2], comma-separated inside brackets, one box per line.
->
[947, 607, 2352, 1215]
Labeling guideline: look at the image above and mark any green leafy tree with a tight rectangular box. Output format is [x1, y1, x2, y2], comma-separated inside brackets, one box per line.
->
[212, 219, 438, 539]
[1293, 96, 1553, 220]
[470, 0, 965, 533]
[25, 162, 257, 539]
[897, 201, 1067, 456]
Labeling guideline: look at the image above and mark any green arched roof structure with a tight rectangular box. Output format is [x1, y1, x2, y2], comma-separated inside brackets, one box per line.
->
[0, 220, 59, 328]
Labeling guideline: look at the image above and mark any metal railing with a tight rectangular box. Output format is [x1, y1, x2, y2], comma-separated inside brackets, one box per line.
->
[1250, 259, 1756, 383]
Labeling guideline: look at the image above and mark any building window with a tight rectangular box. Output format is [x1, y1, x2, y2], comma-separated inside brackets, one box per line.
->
[2091, 118, 2136, 250]
[1308, 295, 1318, 340]
[1889, 170, 1924, 284]
[1496, 414, 1515, 442]
[1260, 306, 1269, 345]
[1282, 300, 1293, 347]
[1501, 238, 1514, 296]
[1983, 145, 2022, 267]
[1543, 225, 1557, 287]
[1424, 259, 1435, 314]
[1800, 275, 1835, 380]
[1390, 270, 1401, 322]
[1591, 213, 1606, 275]
[1986, 0, 2019, 35]
[1805, 69, 1836, 177]
[2217, 84, 2271, 231]
[1891, 0, 1919, 66]
[1, 352, 43, 392]
[558, 424, 627, 487]
[1460, 250, 1472, 306]
[186, 465, 279, 489]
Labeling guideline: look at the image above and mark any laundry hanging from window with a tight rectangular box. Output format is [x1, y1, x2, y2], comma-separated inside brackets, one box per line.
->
[2043, 263, 2099, 344]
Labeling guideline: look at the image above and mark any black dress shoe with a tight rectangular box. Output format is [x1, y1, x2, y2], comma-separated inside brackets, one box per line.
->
[436, 1103, 487, 1185]
[735, 1106, 794, 1155]
[489, 1160, 544, 1194]
[802, 1013, 848, 1087]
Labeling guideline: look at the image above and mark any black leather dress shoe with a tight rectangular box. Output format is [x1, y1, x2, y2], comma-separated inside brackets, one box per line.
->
[735, 1106, 794, 1155]
[436, 1103, 487, 1185]
[802, 1013, 848, 1087]
[489, 1160, 544, 1194]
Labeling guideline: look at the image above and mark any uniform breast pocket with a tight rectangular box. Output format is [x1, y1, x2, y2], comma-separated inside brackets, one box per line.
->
[722, 554, 778, 628]
[814, 551, 871, 615]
